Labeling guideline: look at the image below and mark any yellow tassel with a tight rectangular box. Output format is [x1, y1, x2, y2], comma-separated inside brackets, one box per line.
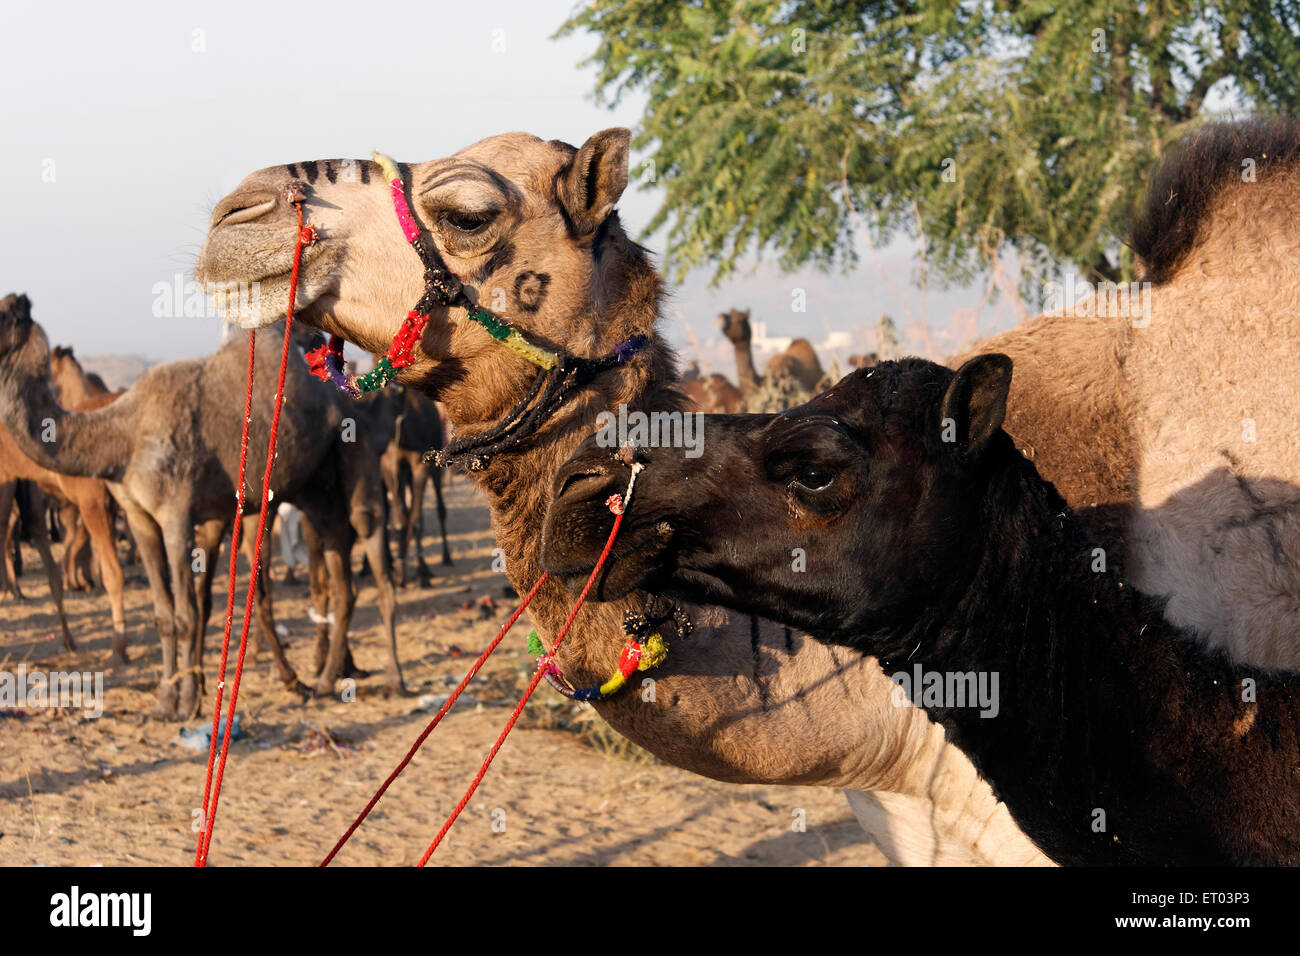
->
[598, 672, 628, 697]
[502, 332, 559, 370]
[371, 151, 402, 185]
[638, 633, 668, 670]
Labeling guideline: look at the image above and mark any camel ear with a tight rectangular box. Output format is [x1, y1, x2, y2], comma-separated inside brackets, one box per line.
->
[559, 128, 630, 234]
[940, 354, 1012, 459]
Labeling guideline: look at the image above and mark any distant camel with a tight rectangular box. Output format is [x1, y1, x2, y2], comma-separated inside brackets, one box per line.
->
[356, 381, 453, 586]
[0, 403, 126, 659]
[0, 304, 402, 716]
[719, 307, 827, 411]
[48, 346, 127, 595]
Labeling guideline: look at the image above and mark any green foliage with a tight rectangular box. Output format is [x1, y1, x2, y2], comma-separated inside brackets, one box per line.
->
[559, 0, 1300, 287]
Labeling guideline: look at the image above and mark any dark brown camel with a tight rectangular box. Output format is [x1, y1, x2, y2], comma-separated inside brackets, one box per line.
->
[357, 381, 453, 586]
[541, 357, 1300, 866]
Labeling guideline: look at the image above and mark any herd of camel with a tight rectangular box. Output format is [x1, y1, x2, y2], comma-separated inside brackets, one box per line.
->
[3, 115, 1300, 866]
[0, 316, 454, 715]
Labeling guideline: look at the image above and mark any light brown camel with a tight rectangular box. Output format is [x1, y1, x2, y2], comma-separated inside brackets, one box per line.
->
[195, 121, 1300, 865]
[195, 131, 1050, 865]
[0, 304, 403, 715]
[47, 348, 128, 595]
[679, 371, 744, 413]
[0, 388, 128, 658]
[50, 345, 114, 407]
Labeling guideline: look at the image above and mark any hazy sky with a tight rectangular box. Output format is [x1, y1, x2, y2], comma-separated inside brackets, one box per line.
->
[1, 0, 1018, 372]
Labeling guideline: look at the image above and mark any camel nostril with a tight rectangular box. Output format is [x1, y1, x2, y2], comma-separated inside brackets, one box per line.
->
[212, 195, 277, 229]
[556, 468, 611, 501]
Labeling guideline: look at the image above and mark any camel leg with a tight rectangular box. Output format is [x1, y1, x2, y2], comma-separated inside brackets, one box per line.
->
[82, 491, 128, 664]
[407, 460, 433, 586]
[0, 481, 16, 604]
[237, 512, 306, 696]
[191, 518, 226, 692]
[300, 516, 332, 677]
[304, 514, 357, 698]
[59, 503, 88, 590]
[355, 503, 405, 695]
[122, 503, 178, 718]
[160, 508, 201, 719]
[19, 484, 74, 651]
[429, 462, 453, 566]
[386, 455, 411, 588]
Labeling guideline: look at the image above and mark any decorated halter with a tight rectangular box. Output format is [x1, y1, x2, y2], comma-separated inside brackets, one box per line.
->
[304, 150, 649, 470]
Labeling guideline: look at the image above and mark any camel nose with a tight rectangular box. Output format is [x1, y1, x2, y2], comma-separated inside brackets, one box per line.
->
[208, 189, 280, 230]
[552, 454, 622, 505]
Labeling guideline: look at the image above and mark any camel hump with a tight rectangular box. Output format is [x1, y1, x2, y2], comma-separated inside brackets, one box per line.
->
[1130, 118, 1300, 285]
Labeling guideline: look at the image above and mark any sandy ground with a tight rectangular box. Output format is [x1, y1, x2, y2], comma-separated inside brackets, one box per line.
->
[0, 477, 883, 866]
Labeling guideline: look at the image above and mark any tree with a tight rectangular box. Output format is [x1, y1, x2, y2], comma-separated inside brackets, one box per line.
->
[559, 1, 1300, 290]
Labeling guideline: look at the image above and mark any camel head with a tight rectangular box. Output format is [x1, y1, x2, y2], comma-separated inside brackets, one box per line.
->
[196, 129, 649, 408]
[716, 308, 752, 345]
[0, 294, 53, 386]
[541, 355, 1017, 641]
[49, 344, 78, 382]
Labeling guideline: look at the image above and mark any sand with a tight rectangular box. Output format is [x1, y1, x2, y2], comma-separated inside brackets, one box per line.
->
[0, 477, 883, 866]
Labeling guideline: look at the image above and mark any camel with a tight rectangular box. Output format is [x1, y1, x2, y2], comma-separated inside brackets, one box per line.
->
[0, 406, 127, 659]
[681, 309, 825, 414]
[679, 370, 744, 413]
[44, 347, 129, 595]
[542, 356, 1300, 865]
[718, 307, 827, 412]
[50, 345, 114, 407]
[193, 120, 1300, 865]
[0, 302, 402, 716]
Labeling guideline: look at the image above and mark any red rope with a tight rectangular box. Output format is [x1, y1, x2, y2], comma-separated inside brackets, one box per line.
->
[319, 572, 551, 866]
[194, 331, 256, 865]
[195, 202, 314, 867]
[417, 498, 628, 865]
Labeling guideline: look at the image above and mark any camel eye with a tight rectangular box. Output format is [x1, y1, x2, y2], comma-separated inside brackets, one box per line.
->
[792, 468, 834, 492]
[439, 210, 495, 233]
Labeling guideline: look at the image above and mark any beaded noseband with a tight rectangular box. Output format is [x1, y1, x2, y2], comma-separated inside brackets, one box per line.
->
[304, 151, 648, 470]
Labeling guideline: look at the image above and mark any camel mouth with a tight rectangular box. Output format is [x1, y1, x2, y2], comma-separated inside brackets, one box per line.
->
[196, 232, 334, 329]
[545, 523, 677, 601]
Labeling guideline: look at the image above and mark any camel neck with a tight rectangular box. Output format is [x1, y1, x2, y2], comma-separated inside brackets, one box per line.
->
[440, 324, 678, 685]
[3, 360, 130, 483]
[884, 449, 1300, 864]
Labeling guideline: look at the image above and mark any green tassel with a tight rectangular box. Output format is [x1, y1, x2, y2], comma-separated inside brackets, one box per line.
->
[526, 630, 545, 657]
[355, 356, 397, 394]
[469, 307, 514, 341]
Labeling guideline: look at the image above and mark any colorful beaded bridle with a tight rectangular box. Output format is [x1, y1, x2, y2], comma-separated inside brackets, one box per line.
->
[304, 151, 648, 471]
